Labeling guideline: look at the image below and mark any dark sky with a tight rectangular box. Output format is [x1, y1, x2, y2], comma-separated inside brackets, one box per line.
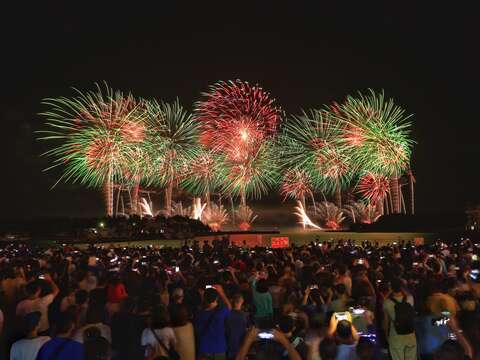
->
[1, 2, 479, 218]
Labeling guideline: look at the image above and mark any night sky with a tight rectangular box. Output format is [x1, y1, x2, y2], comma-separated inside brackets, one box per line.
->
[2, 2, 479, 219]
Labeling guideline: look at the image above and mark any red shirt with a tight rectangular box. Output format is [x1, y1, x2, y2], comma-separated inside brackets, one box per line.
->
[107, 283, 128, 303]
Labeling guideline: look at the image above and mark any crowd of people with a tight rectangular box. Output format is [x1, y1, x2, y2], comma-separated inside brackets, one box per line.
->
[0, 236, 479, 360]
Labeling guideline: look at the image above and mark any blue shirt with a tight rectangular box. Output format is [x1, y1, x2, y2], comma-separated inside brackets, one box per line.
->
[195, 306, 231, 354]
[415, 315, 449, 355]
[226, 310, 247, 358]
[36, 337, 84, 360]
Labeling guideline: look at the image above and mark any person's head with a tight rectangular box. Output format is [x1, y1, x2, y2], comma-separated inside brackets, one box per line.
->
[75, 290, 89, 306]
[84, 328, 109, 360]
[232, 293, 244, 309]
[151, 306, 170, 329]
[23, 311, 41, 335]
[25, 281, 41, 298]
[172, 288, 184, 304]
[319, 337, 337, 360]
[336, 320, 353, 343]
[55, 312, 77, 336]
[203, 288, 219, 308]
[356, 337, 376, 360]
[278, 315, 295, 335]
[334, 283, 347, 296]
[256, 279, 269, 293]
[433, 340, 465, 360]
[391, 277, 403, 293]
[338, 264, 347, 276]
[170, 304, 190, 327]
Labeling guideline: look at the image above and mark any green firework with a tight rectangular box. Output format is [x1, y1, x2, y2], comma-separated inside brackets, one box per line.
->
[335, 89, 414, 177]
[39, 83, 146, 188]
[280, 109, 354, 195]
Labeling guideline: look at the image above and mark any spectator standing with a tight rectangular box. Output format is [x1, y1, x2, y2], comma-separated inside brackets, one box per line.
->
[10, 312, 50, 360]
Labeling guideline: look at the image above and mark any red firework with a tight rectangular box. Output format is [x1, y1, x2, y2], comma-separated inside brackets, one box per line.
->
[281, 169, 312, 202]
[195, 80, 281, 153]
[357, 172, 390, 204]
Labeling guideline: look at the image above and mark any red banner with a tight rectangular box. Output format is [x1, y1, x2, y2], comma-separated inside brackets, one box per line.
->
[271, 237, 289, 248]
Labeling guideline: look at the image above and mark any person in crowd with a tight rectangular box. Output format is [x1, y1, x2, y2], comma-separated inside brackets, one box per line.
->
[110, 298, 146, 360]
[83, 326, 110, 360]
[195, 286, 232, 359]
[141, 305, 176, 359]
[235, 327, 303, 360]
[356, 336, 376, 360]
[250, 274, 274, 324]
[425, 280, 460, 318]
[171, 303, 195, 360]
[16, 273, 59, 335]
[334, 264, 352, 296]
[328, 284, 350, 313]
[0, 237, 478, 360]
[226, 293, 248, 360]
[318, 337, 337, 360]
[383, 277, 417, 360]
[36, 312, 84, 360]
[73, 304, 111, 344]
[106, 275, 128, 317]
[277, 315, 308, 359]
[327, 314, 360, 360]
[10, 311, 50, 360]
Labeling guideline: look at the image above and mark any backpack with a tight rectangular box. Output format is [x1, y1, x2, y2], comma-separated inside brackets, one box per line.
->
[389, 295, 415, 335]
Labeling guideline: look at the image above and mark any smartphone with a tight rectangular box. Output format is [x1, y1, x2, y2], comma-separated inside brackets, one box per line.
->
[472, 255, 478, 261]
[205, 285, 214, 289]
[470, 269, 479, 280]
[360, 333, 377, 344]
[38, 274, 45, 280]
[257, 331, 274, 340]
[334, 312, 349, 321]
[351, 308, 365, 316]
[213, 260, 220, 265]
[175, 266, 180, 272]
[433, 311, 450, 327]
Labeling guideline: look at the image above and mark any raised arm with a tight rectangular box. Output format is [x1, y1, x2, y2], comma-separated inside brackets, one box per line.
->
[214, 284, 232, 310]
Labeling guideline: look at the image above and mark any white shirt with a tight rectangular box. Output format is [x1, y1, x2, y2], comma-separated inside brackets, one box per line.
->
[10, 336, 51, 360]
[383, 293, 414, 337]
[16, 294, 55, 332]
[141, 327, 176, 358]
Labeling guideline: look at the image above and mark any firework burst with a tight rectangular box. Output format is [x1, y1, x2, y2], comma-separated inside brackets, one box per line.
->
[195, 79, 282, 152]
[234, 204, 258, 231]
[219, 140, 280, 204]
[335, 89, 414, 177]
[39, 83, 146, 215]
[344, 201, 381, 224]
[143, 99, 199, 214]
[280, 109, 353, 204]
[310, 201, 346, 230]
[202, 203, 229, 231]
[180, 149, 224, 203]
[281, 169, 313, 204]
[356, 172, 390, 205]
